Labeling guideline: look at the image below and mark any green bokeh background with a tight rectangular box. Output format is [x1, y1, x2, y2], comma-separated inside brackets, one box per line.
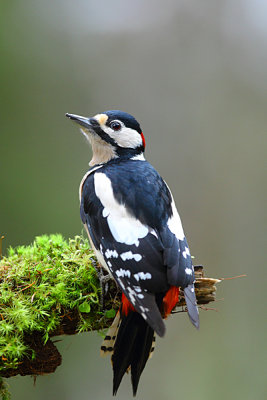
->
[0, 1, 266, 399]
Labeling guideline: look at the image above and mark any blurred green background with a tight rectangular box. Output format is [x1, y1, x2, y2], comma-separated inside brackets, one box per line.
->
[1, 1, 266, 399]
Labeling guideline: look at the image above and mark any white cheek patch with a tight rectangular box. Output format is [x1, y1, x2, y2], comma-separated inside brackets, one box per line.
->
[94, 172, 149, 246]
[101, 125, 143, 149]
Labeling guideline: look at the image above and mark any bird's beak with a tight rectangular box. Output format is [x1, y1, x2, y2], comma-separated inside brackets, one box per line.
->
[65, 113, 97, 131]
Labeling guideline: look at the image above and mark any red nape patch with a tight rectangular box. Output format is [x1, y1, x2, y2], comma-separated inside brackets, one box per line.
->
[141, 132, 146, 148]
[121, 293, 135, 316]
[163, 286, 180, 318]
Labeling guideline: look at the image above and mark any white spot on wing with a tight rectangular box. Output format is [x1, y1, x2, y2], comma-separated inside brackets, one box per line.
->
[139, 306, 149, 321]
[182, 247, 190, 259]
[134, 272, 152, 281]
[140, 305, 149, 313]
[133, 286, 142, 293]
[93, 248, 111, 275]
[94, 173, 149, 246]
[120, 251, 142, 262]
[185, 268, 193, 275]
[141, 312, 147, 320]
[127, 287, 137, 305]
[117, 278, 125, 290]
[105, 249, 118, 259]
[115, 268, 131, 278]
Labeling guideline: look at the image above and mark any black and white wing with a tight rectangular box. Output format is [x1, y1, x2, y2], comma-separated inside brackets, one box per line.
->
[80, 160, 199, 334]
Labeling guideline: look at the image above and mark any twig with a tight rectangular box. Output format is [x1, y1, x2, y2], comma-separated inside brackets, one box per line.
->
[20, 281, 36, 292]
[219, 274, 246, 280]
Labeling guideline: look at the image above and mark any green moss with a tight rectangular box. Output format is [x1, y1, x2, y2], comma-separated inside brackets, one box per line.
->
[0, 377, 10, 400]
[0, 234, 111, 375]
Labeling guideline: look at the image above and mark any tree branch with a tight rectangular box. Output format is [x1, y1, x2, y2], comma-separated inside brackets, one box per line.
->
[0, 235, 220, 380]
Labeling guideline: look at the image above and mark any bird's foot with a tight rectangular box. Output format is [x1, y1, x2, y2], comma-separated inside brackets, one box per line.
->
[96, 265, 114, 310]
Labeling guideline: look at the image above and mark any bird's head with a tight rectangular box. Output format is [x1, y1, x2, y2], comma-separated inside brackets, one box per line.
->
[66, 110, 146, 166]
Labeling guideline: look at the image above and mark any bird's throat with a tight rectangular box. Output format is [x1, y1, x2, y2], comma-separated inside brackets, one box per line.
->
[89, 138, 117, 166]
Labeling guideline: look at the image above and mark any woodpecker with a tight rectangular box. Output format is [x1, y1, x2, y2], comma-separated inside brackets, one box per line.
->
[66, 110, 199, 396]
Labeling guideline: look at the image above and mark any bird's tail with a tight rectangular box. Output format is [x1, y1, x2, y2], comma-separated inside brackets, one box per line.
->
[100, 311, 121, 357]
[184, 283, 200, 329]
[112, 310, 154, 396]
[102, 287, 180, 395]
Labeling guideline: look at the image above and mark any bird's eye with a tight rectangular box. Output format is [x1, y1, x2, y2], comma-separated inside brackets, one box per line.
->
[110, 121, 121, 131]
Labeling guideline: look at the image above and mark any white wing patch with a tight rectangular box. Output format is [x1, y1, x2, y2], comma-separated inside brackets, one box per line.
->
[163, 180, 185, 241]
[120, 251, 142, 262]
[94, 172, 149, 246]
[167, 198, 185, 241]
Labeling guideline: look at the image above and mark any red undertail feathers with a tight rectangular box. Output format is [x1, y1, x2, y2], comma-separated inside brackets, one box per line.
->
[163, 286, 180, 318]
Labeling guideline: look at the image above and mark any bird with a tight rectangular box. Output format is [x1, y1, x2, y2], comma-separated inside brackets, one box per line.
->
[66, 110, 199, 396]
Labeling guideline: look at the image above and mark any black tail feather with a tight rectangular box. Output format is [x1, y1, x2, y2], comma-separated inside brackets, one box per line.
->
[112, 312, 154, 396]
[131, 320, 154, 395]
[184, 284, 200, 329]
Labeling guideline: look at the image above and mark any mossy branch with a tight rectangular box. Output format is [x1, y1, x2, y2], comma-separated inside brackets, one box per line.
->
[0, 234, 220, 386]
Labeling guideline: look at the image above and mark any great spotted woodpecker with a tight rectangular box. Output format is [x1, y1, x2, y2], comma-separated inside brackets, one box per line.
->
[66, 110, 199, 395]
